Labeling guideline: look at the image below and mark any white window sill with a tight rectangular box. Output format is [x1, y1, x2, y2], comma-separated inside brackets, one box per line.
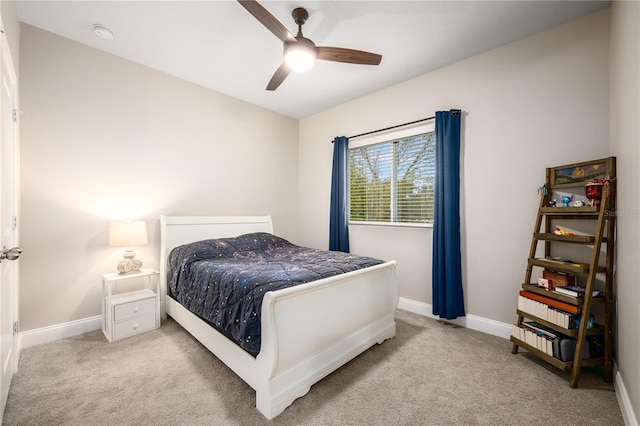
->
[348, 221, 433, 229]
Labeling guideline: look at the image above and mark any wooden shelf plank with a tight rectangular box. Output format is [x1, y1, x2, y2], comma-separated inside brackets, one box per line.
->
[516, 310, 605, 336]
[510, 336, 605, 369]
[533, 233, 605, 244]
[521, 284, 605, 305]
[581, 355, 606, 367]
[510, 336, 571, 370]
[540, 206, 599, 216]
[528, 258, 606, 275]
[516, 310, 578, 337]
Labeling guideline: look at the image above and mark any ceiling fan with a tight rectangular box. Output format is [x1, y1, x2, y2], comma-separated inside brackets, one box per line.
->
[237, 0, 382, 91]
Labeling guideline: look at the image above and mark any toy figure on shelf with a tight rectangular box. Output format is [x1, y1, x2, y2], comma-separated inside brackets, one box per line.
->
[585, 178, 605, 206]
[549, 199, 557, 207]
[573, 200, 587, 207]
[560, 194, 574, 207]
[537, 184, 548, 196]
[554, 226, 576, 236]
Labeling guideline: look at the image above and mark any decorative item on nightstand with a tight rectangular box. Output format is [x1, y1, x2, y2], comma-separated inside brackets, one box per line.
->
[109, 220, 148, 275]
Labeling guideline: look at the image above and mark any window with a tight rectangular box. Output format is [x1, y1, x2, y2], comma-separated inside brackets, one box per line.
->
[349, 129, 436, 225]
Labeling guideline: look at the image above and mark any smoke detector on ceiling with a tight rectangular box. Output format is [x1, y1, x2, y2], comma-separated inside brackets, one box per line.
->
[93, 24, 114, 40]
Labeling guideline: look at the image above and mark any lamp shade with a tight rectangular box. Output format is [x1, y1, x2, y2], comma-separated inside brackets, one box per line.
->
[285, 49, 315, 72]
[284, 39, 316, 72]
[109, 221, 148, 247]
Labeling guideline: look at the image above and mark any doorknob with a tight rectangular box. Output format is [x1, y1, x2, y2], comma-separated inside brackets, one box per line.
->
[0, 246, 21, 262]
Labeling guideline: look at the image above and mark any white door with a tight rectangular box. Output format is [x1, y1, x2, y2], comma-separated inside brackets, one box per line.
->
[0, 32, 19, 418]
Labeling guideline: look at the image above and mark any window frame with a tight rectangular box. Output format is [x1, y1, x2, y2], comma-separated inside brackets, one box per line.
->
[348, 121, 436, 229]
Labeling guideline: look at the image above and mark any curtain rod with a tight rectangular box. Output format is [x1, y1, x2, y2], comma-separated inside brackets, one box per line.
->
[342, 109, 461, 141]
[346, 116, 434, 140]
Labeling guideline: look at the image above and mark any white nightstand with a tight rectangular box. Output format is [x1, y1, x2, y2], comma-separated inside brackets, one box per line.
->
[101, 268, 160, 342]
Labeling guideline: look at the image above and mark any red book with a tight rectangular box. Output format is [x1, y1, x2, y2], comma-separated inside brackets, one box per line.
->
[519, 290, 582, 315]
[542, 270, 576, 287]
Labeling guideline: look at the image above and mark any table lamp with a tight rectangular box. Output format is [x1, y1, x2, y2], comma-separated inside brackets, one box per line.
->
[109, 220, 148, 274]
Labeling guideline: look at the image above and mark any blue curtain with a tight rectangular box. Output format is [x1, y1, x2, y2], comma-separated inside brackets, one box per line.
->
[329, 136, 350, 252]
[432, 110, 465, 319]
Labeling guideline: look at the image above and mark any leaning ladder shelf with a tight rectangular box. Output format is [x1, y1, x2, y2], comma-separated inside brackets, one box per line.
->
[510, 157, 616, 388]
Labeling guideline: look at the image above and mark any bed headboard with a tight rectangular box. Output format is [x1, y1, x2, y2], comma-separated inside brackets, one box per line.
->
[159, 215, 273, 315]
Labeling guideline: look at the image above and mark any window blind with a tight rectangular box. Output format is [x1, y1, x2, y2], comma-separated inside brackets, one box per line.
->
[349, 132, 436, 224]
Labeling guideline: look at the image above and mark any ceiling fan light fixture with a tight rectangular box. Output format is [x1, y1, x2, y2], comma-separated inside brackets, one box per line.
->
[237, 2, 381, 90]
[284, 40, 317, 72]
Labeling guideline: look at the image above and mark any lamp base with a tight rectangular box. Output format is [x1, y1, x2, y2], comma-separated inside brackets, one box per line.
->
[117, 249, 142, 275]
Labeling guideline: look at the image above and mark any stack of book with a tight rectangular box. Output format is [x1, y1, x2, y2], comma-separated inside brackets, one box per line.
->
[511, 322, 556, 356]
[542, 270, 576, 290]
[518, 290, 596, 329]
[511, 321, 591, 361]
[554, 285, 603, 298]
[518, 294, 574, 328]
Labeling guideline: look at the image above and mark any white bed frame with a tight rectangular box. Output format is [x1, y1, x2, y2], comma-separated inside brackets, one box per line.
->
[160, 215, 398, 419]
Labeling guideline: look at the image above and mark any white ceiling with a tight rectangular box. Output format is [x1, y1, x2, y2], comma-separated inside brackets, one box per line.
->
[16, 1, 610, 119]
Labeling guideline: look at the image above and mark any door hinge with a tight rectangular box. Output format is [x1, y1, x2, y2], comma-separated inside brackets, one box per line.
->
[11, 216, 16, 229]
[13, 321, 17, 335]
[11, 108, 17, 124]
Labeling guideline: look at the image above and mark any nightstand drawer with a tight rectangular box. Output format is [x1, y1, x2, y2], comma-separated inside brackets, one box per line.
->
[113, 296, 156, 322]
[113, 313, 156, 340]
[102, 269, 160, 342]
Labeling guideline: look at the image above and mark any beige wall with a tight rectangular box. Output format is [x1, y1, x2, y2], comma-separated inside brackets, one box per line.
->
[299, 10, 610, 321]
[19, 24, 299, 331]
[609, 1, 640, 423]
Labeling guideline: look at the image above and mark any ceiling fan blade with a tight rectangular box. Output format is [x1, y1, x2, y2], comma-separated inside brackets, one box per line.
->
[237, 0, 296, 43]
[316, 47, 382, 65]
[266, 63, 292, 91]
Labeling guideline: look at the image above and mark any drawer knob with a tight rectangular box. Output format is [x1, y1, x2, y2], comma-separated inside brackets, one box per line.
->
[133, 323, 139, 330]
[133, 307, 139, 313]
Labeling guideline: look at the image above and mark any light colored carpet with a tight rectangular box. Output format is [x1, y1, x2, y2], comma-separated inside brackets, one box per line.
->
[3, 310, 623, 425]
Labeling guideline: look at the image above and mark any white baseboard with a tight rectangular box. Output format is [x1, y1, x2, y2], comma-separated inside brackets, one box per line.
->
[397, 297, 512, 339]
[20, 315, 102, 350]
[614, 363, 639, 426]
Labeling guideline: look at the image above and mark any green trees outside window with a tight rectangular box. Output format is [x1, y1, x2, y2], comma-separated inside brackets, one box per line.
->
[349, 132, 435, 224]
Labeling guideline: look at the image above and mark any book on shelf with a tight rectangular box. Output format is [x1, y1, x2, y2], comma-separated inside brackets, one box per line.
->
[521, 321, 556, 337]
[518, 295, 574, 328]
[512, 322, 555, 356]
[519, 290, 582, 315]
[538, 277, 553, 290]
[554, 285, 603, 298]
[512, 321, 590, 361]
[587, 334, 605, 355]
[542, 270, 576, 287]
[573, 314, 595, 330]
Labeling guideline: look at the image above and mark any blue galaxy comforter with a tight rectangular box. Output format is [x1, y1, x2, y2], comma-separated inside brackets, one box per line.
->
[168, 232, 384, 356]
